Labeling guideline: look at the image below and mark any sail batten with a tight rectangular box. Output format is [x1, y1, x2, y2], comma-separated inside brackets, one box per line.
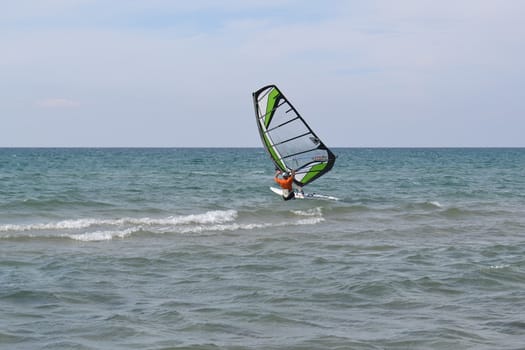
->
[252, 84, 335, 187]
[266, 116, 301, 132]
[282, 147, 322, 160]
[271, 131, 312, 147]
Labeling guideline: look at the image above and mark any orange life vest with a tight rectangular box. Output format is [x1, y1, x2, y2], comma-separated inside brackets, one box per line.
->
[275, 175, 293, 191]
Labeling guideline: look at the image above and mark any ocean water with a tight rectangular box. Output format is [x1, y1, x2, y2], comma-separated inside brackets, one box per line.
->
[1, 148, 524, 349]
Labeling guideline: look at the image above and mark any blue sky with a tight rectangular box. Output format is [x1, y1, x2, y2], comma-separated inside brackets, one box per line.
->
[2, 0, 524, 147]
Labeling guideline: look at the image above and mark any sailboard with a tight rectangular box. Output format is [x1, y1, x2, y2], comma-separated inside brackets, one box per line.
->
[252, 84, 336, 198]
[269, 186, 339, 201]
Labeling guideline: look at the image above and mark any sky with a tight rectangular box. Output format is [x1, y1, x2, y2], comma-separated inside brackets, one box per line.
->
[1, 0, 525, 147]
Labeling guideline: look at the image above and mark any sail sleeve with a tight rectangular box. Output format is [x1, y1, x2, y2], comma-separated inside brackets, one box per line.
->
[252, 84, 335, 187]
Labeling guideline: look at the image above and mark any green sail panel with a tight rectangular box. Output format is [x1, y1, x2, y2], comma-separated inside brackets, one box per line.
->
[252, 84, 335, 187]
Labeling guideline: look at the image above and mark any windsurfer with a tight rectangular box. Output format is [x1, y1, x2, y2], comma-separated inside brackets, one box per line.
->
[274, 169, 297, 200]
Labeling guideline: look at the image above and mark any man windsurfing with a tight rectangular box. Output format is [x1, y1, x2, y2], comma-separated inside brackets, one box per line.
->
[274, 169, 297, 201]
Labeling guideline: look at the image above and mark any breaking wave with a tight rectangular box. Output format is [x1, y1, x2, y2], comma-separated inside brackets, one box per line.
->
[1, 208, 324, 242]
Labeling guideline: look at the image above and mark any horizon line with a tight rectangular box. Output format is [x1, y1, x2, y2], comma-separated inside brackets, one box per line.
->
[1, 146, 525, 149]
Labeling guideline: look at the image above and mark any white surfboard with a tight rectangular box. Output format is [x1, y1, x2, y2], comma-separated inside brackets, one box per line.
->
[270, 187, 339, 201]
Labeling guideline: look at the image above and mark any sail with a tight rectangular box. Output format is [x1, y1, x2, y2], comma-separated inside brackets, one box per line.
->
[252, 84, 335, 187]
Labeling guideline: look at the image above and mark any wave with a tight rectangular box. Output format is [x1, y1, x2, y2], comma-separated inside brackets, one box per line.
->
[428, 201, 443, 208]
[0, 208, 324, 242]
[291, 207, 323, 217]
[0, 210, 238, 233]
[402, 201, 444, 211]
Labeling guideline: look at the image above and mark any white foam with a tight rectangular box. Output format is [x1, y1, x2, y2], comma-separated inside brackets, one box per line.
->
[291, 207, 323, 217]
[428, 201, 443, 208]
[489, 264, 509, 269]
[66, 227, 138, 242]
[0, 218, 99, 232]
[175, 222, 273, 234]
[0, 208, 325, 241]
[0, 210, 238, 232]
[296, 217, 325, 225]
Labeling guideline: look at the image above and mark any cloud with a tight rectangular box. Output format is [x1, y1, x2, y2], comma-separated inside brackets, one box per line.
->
[2, 1, 524, 146]
[36, 98, 80, 108]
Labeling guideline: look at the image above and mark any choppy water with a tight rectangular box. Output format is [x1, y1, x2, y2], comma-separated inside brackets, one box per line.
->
[1, 148, 524, 349]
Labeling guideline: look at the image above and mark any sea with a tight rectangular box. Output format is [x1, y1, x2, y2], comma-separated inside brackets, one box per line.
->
[1, 148, 524, 350]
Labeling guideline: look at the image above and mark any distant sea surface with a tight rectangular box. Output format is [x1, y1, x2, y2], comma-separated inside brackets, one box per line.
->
[1, 148, 524, 349]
